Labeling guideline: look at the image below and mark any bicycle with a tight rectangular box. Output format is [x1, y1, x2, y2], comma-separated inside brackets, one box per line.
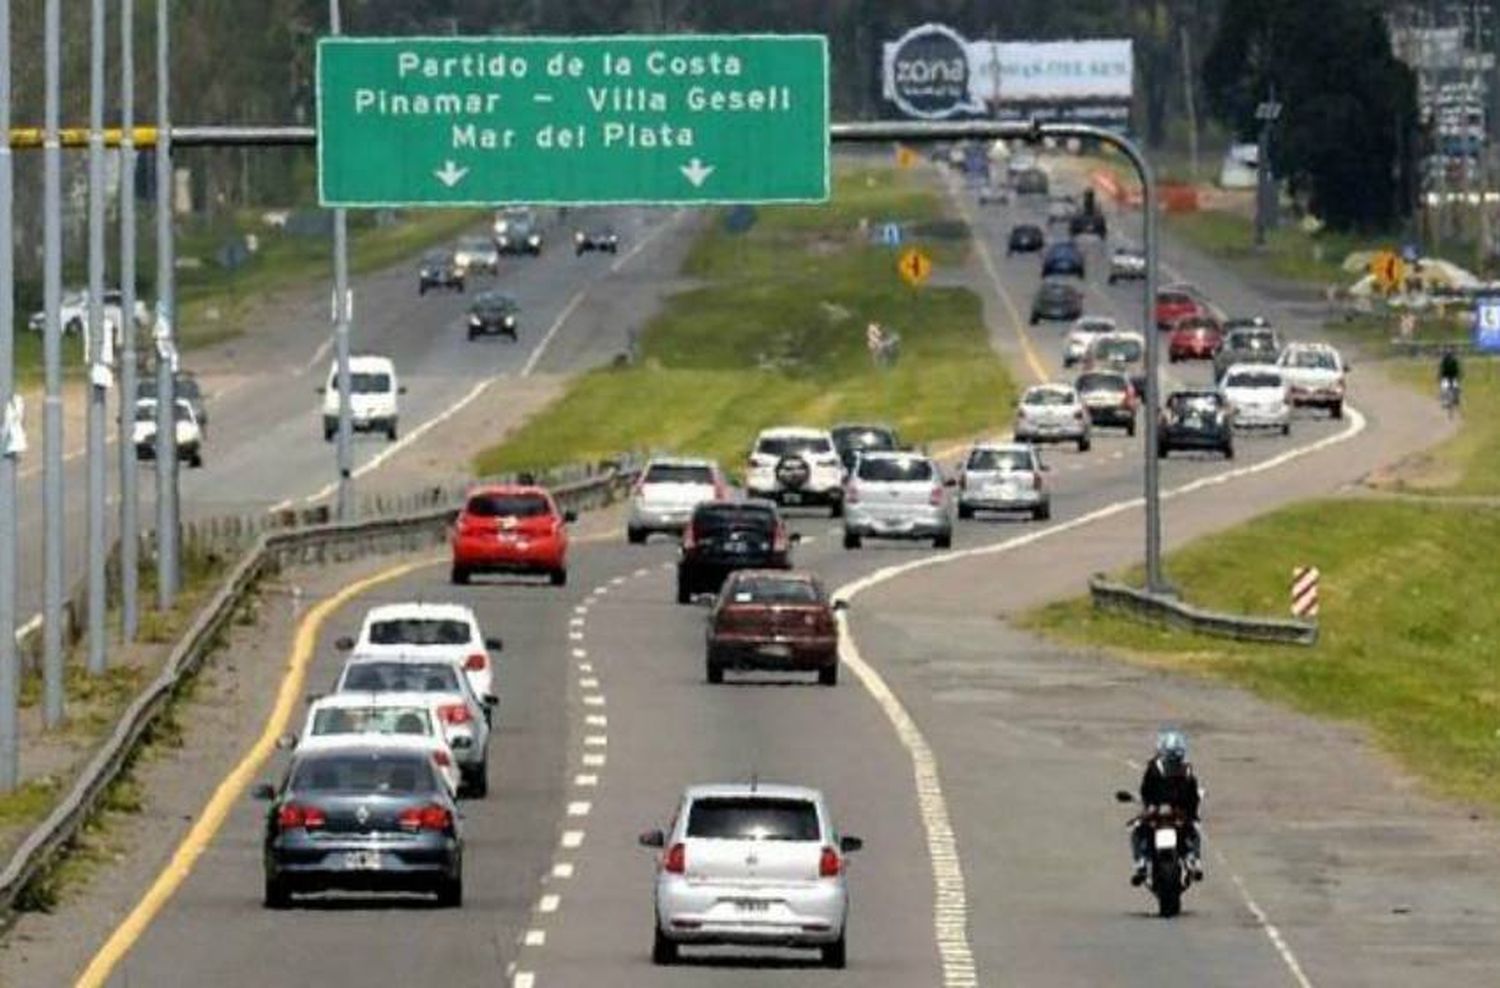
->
[1440, 377, 1462, 418]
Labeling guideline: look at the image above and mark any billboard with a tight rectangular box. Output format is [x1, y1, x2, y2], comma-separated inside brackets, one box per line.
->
[881, 25, 1133, 121]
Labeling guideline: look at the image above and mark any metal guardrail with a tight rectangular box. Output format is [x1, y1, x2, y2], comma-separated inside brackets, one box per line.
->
[0, 464, 639, 915]
[1089, 575, 1318, 647]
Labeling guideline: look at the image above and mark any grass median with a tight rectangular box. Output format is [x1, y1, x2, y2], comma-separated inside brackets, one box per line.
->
[475, 167, 1013, 475]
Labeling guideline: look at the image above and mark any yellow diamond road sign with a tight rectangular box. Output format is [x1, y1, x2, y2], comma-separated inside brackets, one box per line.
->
[898, 247, 932, 287]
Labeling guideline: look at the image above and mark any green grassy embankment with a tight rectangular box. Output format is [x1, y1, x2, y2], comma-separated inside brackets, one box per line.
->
[474, 167, 1014, 475]
[1023, 363, 1500, 808]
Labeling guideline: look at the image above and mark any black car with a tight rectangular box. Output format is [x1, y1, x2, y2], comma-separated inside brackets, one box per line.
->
[574, 227, 619, 255]
[495, 217, 542, 255]
[257, 745, 464, 908]
[1041, 241, 1086, 279]
[1212, 326, 1283, 380]
[677, 500, 797, 604]
[466, 292, 519, 341]
[1007, 224, 1045, 255]
[418, 250, 465, 295]
[830, 423, 901, 474]
[1158, 391, 1234, 459]
[1014, 167, 1049, 195]
[1030, 280, 1084, 325]
[1069, 210, 1107, 238]
[137, 371, 207, 432]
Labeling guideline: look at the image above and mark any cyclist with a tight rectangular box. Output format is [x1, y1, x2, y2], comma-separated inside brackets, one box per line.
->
[1439, 347, 1462, 410]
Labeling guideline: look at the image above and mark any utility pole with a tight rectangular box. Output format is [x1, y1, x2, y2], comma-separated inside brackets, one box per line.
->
[330, 0, 354, 521]
[86, 0, 108, 674]
[41, 0, 64, 727]
[1180, 26, 1200, 181]
[1253, 86, 1282, 248]
[119, 0, 140, 641]
[154, 0, 179, 607]
[0, 0, 19, 789]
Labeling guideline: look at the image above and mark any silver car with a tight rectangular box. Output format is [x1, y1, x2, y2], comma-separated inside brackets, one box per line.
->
[627, 457, 726, 543]
[639, 783, 863, 968]
[841, 451, 954, 549]
[1014, 383, 1092, 452]
[957, 442, 1051, 521]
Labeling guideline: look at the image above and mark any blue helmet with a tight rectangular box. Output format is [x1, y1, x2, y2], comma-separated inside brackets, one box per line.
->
[1156, 728, 1188, 768]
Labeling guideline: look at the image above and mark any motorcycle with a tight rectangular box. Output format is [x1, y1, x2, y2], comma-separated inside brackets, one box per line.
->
[1440, 377, 1461, 418]
[1116, 790, 1194, 918]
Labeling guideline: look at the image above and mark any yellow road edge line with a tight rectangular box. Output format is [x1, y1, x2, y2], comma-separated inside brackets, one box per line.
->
[75, 555, 441, 988]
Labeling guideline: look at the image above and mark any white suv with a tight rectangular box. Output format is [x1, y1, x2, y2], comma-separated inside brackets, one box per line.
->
[1218, 364, 1291, 434]
[745, 427, 845, 516]
[132, 397, 204, 468]
[627, 457, 727, 544]
[1277, 342, 1347, 419]
[341, 602, 501, 709]
[320, 354, 403, 442]
[639, 783, 863, 968]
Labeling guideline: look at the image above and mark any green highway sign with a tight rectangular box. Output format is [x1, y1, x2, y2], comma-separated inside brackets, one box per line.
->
[317, 35, 829, 207]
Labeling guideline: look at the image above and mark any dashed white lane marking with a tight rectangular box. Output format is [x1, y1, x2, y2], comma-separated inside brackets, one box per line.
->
[583, 695, 605, 707]
[579, 676, 599, 688]
[539, 894, 561, 913]
[584, 734, 607, 746]
[524, 930, 547, 947]
[573, 604, 589, 615]
[552, 862, 574, 879]
[574, 773, 599, 787]
[829, 404, 1366, 988]
[582, 753, 606, 767]
[568, 616, 585, 627]
[633, 566, 651, 577]
[578, 662, 594, 673]
[610, 575, 627, 586]
[567, 801, 592, 817]
[568, 631, 584, 641]
[561, 830, 585, 849]
[585, 714, 607, 727]
[571, 648, 587, 659]
[513, 972, 535, 988]
[1224, 862, 1317, 988]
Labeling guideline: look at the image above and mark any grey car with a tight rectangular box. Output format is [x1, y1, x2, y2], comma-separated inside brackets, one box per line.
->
[842, 451, 954, 549]
[1030, 280, 1084, 325]
[1213, 326, 1283, 379]
[256, 744, 463, 908]
[957, 442, 1051, 520]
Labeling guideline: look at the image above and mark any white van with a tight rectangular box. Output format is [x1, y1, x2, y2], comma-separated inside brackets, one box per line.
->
[320, 354, 403, 442]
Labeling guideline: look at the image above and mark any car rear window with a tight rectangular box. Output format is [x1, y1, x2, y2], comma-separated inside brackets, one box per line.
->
[312, 706, 434, 737]
[1289, 350, 1337, 369]
[727, 576, 821, 605]
[694, 505, 775, 535]
[644, 464, 714, 485]
[833, 428, 896, 452]
[1025, 388, 1075, 406]
[855, 456, 934, 482]
[967, 448, 1032, 472]
[756, 436, 832, 457]
[367, 618, 471, 647]
[1159, 292, 1192, 306]
[1075, 373, 1127, 393]
[291, 752, 436, 794]
[349, 372, 391, 393]
[1231, 332, 1276, 350]
[341, 662, 460, 694]
[1093, 338, 1142, 362]
[1226, 371, 1282, 389]
[466, 493, 551, 517]
[686, 797, 821, 841]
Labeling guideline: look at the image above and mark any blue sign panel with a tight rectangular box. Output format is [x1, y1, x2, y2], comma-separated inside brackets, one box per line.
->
[1474, 295, 1500, 352]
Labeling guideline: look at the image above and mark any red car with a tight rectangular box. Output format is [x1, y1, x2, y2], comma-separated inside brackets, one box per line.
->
[1154, 289, 1204, 332]
[451, 485, 574, 586]
[705, 569, 843, 686]
[1167, 315, 1224, 362]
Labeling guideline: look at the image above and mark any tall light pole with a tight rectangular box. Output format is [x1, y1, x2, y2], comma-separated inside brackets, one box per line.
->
[85, 0, 108, 674]
[154, 0, 179, 606]
[41, 0, 64, 727]
[1253, 88, 1282, 248]
[119, 0, 140, 640]
[330, 0, 354, 520]
[0, 0, 20, 788]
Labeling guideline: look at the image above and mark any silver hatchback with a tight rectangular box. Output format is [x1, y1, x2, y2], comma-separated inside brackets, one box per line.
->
[639, 783, 863, 968]
[957, 442, 1051, 521]
[841, 451, 954, 549]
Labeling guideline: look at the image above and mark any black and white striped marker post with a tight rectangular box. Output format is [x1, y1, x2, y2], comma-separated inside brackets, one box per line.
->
[1291, 566, 1320, 617]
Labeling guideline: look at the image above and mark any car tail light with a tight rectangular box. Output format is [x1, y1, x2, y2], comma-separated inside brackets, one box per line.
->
[432, 749, 452, 768]
[713, 476, 730, 500]
[663, 842, 687, 874]
[438, 703, 471, 725]
[398, 804, 452, 832]
[1073, 410, 1085, 421]
[682, 525, 698, 550]
[928, 486, 944, 506]
[277, 803, 326, 831]
[464, 652, 487, 672]
[819, 846, 842, 878]
[773, 525, 789, 553]
[845, 483, 860, 504]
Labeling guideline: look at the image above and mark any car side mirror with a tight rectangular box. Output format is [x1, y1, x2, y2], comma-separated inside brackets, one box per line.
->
[483, 694, 499, 708]
[485, 636, 503, 651]
[789, 532, 803, 544]
[1114, 790, 1136, 804]
[1040, 463, 1052, 472]
[451, 735, 474, 749]
[563, 510, 578, 524]
[275, 733, 297, 751]
[398, 385, 408, 395]
[943, 477, 958, 488]
[315, 385, 326, 394]
[638, 828, 666, 848]
[831, 599, 849, 612]
[334, 635, 355, 651]
[840, 835, 864, 853]
[304, 692, 324, 705]
[252, 783, 277, 801]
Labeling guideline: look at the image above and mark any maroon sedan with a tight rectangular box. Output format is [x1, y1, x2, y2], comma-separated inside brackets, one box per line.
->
[1167, 315, 1224, 362]
[704, 570, 844, 686]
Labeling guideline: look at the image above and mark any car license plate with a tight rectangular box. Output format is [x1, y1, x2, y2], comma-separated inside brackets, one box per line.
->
[782, 492, 802, 504]
[761, 643, 792, 658]
[996, 484, 1017, 499]
[732, 898, 770, 913]
[343, 850, 383, 871]
[1153, 829, 1177, 852]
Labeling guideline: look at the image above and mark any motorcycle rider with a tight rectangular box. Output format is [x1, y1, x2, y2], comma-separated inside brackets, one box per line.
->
[1130, 728, 1203, 886]
[1439, 347, 1462, 406]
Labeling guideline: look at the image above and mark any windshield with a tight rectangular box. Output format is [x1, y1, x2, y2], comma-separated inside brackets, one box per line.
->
[458, 238, 491, 252]
[342, 372, 391, 394]
[341, 662, 461, 694]
[422, 251, 451, 265]
[686, 798, 820, 841]
[311, 706, 434, 737]
[1076, 373, 1128, 394]
[135, 402, 192, 423]
[644, 464, 714, 485]
[474, 293, 515, 311]
[1290, 350, 1337, 369]
[756, 436, 832, 457]
[367, 618, 471, 647]
[966, 448, 1032, 472]
[832, 428, 896, 452]
[1094, 339, 1142, 362]
[1230, 332, 1276, 350]
[725, 576, 821, 605]
[855, 456, 934, 482]
[1024, 388, 1075, 406]
[290, 752, 436, 794]
[466, 493, 551, 518]
[1226, 372, 1283, 389]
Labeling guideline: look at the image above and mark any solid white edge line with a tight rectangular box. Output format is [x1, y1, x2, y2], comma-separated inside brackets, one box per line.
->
[831, 404, 1366, 987]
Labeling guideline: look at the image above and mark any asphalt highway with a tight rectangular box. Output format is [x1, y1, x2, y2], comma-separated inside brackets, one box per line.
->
[84, 161, 1491, 988]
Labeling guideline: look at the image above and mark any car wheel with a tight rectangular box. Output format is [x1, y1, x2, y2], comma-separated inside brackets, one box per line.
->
[419, 285, 427, 296]
[190, 451, 204, 469]
[627, 527, 648, 545]
[467, 328, 477, 341]
[676, 576, 692, 605]
[1125, 419, 1136, 437]
[652, 927, 679, 966]
[1157, 443, 1169, 459]
[957, 503, 974, 520]
[829, 499, 843, 519]
[1078, 436, 1091, 453]
[1331, 401, 1343, 420]
[435, 872, 464, 908]
[842, 531, 861, 550]
[822, 931, 847, 969]
[706, 659, 724, 685]
[323, 426, 335, 443]
[1029, 314, 1039, 325]
[1033, 502, 1051, 521]
[550, 568, 568, 587]
[1223, 444, 1235, 460]
[933, 531, 953, 549]
[818, 663, 838, 687]
[467, 760, 488, 799]
[1281, 422, 1291, 436]
[1108, 275, 1117, 285]
[263, 872, 291, 910]
[386, 422, 398, 442]
[450, 565, 471, 586]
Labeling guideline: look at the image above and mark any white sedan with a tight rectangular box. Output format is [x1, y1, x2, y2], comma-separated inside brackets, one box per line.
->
[1063, 315, 1118, 367]
[288, 692, 462, 795]
[1014, 383, 1092, 452]
[342, 601, 501, 709]
[1219, 364, 1291, 434]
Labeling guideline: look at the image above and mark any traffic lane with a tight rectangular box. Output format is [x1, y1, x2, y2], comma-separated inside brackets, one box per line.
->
[101, 547, 625, 987]
[525, 544, 940, 987]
